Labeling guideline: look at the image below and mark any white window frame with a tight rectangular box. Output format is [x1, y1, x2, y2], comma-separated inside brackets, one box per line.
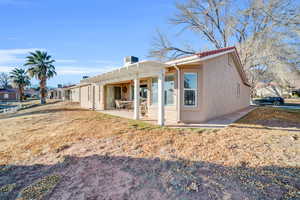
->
[164, 73, 175, 106]
[151, 77, 158, 105]
[183, 72, 198, 107]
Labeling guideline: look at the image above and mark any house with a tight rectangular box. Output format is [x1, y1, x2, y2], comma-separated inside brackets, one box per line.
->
[24, 88, 39, 98]
[0, 88, 18, 101]
[67, 85, 80, 102]
[71, 47, 251, 126]
[48, 84, 76, 101]
[255, 79, 300, 98]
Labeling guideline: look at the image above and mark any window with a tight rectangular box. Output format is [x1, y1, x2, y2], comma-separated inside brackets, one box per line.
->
[131, 85, 148, 100]
[236, 83, 240, 97]
[140, 85, 147, 99]
[151, 75, 175, 105]
[151, 77, 158, 104]
[184, 72, 197, 106]
[4, 93, 9, 99]
[164, 74, 175, 105]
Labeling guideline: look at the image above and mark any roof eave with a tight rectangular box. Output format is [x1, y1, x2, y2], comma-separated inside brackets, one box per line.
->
[166, 49, 236, 66]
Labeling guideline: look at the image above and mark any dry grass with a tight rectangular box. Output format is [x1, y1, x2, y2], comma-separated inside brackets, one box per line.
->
[0, 102, 299, 199]
[0, 102, 299, 167]
[237, 107, 300, 125]
[17, 174, 60, 200]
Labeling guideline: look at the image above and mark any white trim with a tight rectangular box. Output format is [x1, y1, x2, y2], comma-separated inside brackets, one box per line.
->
[174, 64, 181, 122]
[133, 76, 140, 120]
[164, 73, 175, 106]
[158, 69, 165, 126]
[183, 72, 198, 108]
[81, 61, 166, 84]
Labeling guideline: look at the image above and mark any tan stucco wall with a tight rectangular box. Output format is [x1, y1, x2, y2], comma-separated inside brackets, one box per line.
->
[179, 65, 206, 123]
[71, 88, 80, 102]
[201, 53, 250, 121]
[80, 85, 92, 109]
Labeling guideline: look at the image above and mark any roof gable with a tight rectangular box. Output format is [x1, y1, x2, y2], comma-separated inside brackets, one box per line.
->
[166, 46, 250, 87]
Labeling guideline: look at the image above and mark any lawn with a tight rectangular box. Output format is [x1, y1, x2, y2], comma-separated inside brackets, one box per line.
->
[0, 102, 299, 199]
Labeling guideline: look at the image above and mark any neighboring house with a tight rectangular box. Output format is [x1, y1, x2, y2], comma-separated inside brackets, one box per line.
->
[48, 85, 76, 101]
[256, 79, 300, 97]
[24, 88, 39, 98]
[0, 88, 18, 101]
[67, 85, 80, 102]
[255, 82, 288, 97]
[70, 47, 251, 125]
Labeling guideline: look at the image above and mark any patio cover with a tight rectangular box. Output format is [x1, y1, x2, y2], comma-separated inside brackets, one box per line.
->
[80, 60, 167, 85]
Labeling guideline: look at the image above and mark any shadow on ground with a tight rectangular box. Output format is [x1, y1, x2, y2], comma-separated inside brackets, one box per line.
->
[1, 155, 299, 200]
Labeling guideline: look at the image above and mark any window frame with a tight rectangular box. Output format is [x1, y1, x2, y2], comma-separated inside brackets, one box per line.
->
[151, 77, 158, 105]
[183, 72, 198, 107]
[164, 73, 175, 106]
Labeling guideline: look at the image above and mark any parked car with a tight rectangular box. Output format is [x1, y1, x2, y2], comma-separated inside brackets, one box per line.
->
[253, 96, 284, 106]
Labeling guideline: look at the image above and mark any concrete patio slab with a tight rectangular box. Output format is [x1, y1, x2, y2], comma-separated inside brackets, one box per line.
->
[99, 109, 134, 119]
[98, 106, 256, 129]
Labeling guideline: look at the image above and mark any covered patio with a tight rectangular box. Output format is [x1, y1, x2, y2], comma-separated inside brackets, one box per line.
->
[82, 60, 168, 125]
[99, 105, 255, 128]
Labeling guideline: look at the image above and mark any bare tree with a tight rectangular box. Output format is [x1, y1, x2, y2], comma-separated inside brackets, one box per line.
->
[149, 0, 300, 95]
[0, 72, 11, 89]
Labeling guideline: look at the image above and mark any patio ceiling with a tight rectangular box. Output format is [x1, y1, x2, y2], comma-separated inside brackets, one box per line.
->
[81, 61, 167, 85]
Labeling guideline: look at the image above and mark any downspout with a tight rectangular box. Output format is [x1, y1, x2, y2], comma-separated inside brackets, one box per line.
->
[174, 64, 181, 123]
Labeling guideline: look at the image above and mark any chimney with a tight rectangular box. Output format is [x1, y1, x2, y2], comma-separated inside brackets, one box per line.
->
[82, 76, 89, 80]
[57, 84, 62, 88]
[124, 56, 139, 66]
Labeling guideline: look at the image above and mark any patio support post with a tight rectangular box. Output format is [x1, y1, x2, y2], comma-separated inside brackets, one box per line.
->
[158, 69, 165, 126]
[92, 84, 96, 110]
[174, 64, 181, 122]
[134, 76, 140, 120]
[79, 86, 81, 105]
[99, 84, 105, 110]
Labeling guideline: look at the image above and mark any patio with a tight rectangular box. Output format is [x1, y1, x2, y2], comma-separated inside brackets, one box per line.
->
[99, 109, 134, 119]
[98, 106, 255, 128]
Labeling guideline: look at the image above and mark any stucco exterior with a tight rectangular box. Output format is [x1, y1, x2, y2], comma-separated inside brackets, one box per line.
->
[70, 87, 80, 102]
[0, 89, 18, 101]
[69, 47, 251, 125]
[201, 53, 250, 122]
[80, 85, 92, 109]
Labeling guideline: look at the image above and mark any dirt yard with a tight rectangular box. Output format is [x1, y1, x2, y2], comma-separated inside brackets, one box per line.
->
[0, 102, 299, 199]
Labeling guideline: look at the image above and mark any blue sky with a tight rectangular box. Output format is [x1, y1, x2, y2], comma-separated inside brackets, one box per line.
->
[0, 0, 205, 87]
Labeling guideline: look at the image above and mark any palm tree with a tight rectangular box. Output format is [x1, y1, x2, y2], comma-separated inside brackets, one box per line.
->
[9, 68, 31, 101]
[25, 50, 56, 104]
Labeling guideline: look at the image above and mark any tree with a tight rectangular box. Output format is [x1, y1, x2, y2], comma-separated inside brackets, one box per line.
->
[0, 72, 11, 89]
[9, 68, 31, 101]
[149, 0, 300, 96]
[25, 51, 56, 104]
